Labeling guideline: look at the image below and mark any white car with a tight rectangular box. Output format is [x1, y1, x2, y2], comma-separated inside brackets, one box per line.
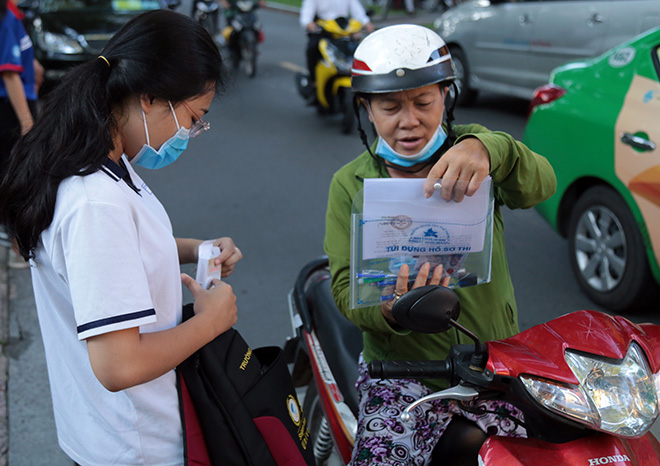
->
[434, 0, 660, 104]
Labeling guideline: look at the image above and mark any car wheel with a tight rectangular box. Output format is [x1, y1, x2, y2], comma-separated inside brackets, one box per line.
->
[448, 46, 477, 106]
[567, 186, 658, 312]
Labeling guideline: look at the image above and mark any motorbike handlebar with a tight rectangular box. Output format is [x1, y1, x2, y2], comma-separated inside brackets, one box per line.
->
[368, 360, 451, 380]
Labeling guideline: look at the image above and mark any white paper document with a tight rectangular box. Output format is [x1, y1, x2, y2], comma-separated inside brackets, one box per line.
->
[195, 240, 222, 289]
[361, 177, 492, 260]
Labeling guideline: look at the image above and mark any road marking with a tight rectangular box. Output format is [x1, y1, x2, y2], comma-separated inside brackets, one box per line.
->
[280, 61, 306, 73]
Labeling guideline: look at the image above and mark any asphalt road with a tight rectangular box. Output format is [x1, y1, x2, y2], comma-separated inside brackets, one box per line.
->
[7, 6, 660, 465]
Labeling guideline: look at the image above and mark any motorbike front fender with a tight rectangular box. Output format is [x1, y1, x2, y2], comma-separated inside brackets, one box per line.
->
[331, 77, 351, 98]
[479, 432, 660, 465]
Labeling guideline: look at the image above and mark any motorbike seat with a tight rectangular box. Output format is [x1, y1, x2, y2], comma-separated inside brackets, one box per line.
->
[305, 278, 362, 415]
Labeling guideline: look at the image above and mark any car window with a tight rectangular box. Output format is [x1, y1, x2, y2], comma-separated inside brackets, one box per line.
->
[39, 0, 161, 12]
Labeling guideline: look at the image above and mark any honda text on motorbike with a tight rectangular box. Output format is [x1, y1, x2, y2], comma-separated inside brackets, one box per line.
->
[285, 257, 660, 465]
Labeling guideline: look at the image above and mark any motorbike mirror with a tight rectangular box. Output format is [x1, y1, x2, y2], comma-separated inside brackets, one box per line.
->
[392, 285, 460, 334]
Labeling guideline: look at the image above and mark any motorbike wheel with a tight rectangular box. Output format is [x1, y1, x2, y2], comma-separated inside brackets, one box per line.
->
[302, 383, 340, 465]
[449, 46, 477, 107]
[240, 29, 258, 78]
[567, 185, 659, 312]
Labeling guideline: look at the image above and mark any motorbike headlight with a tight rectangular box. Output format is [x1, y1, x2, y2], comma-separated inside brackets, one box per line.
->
[39, 31, 83, 54]
[323, 42, 339, 65]
[323, 42, 351, 73]
[521, 342, 658, 437]
[335, 55, 352, 73]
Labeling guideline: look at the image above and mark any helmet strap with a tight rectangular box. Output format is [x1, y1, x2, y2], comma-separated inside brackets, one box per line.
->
[445, 81, 458, 143]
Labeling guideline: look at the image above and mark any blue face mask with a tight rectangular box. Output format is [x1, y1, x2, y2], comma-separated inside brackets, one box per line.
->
[375, 124, 447, 168]
[131, 101, 190, 170]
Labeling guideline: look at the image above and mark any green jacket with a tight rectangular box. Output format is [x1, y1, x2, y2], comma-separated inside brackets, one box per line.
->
[323, 123, 557, 390]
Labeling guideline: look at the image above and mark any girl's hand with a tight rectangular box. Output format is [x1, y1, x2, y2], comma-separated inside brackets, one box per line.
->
[181, 273, 238, 335]
[211, 237, 242, 277]
[380, 263, 450, 326]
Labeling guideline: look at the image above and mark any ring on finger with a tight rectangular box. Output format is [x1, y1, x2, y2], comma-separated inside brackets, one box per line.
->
[394, 290, 403, 301]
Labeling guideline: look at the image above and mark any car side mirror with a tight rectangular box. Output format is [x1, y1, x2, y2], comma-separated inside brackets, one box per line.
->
[392, 285, 460, 334]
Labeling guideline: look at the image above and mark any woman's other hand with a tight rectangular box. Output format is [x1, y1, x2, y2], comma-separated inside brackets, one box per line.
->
[381, 263, 450, 326]
[212, 237, 242, 277]
[181, 273, 238, 335]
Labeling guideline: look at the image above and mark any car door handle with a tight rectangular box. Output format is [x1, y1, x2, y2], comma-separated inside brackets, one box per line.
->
[518, 14, 533, 25]
[621, 132, 656, 152]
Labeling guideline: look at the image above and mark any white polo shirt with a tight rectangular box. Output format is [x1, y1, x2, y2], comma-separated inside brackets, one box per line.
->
[299, 0, 371, 28]
[30, 156, 184, 465]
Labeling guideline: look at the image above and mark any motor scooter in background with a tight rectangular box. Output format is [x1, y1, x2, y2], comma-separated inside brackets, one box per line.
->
[222, 0, 262, 77]
[193, 0, 222, 45]
[295, 18, 363, 134]
[285, 257, 660, 465]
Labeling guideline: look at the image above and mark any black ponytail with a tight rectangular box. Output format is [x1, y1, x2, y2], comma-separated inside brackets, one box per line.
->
[0, 9, 224, 259]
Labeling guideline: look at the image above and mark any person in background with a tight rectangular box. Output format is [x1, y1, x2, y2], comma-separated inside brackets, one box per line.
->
[221, 0, 265, 25]
[324, 24, 557, 464]
[299, 0, 374, 81]
[0, 10, 242, 465]
[0, 0, 38, 263]
[219, 0, 265, 51]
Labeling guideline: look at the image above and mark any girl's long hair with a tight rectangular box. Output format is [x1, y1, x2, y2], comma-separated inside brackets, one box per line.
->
[0, 9, 224, 259]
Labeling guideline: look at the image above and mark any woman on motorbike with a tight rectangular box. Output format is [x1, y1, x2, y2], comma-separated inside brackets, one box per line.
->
[0, 10, 242, 465]
[324, 24, 557, 464]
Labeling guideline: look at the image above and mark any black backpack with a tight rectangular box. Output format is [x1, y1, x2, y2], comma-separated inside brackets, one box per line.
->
[177, 304, 315, 466]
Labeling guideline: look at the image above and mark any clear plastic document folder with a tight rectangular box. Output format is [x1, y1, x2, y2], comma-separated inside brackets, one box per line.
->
[349, 177, 494, 309]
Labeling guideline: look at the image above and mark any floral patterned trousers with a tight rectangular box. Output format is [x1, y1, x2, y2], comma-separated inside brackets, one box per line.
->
[349, 356, 527, 466]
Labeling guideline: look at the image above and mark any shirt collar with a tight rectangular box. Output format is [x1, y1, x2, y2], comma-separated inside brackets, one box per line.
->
[101, 157, 127, 182]
[354, 140, 389, 181]
[101, 156, 141, 195]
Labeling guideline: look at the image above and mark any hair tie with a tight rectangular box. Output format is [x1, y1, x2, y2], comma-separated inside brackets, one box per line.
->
[98, 55, 110, 68]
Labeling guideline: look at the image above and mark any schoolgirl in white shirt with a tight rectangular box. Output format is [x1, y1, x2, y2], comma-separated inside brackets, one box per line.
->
[0, 10, 241, 465]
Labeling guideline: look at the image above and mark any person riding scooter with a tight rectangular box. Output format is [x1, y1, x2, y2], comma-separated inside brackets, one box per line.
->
[299, 0, 374, 87]
[221, 0, 265, 27]
[323, 24, 557, 465]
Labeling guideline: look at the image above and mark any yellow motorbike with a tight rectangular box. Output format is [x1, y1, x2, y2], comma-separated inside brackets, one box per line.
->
[296, 17, 363, 134]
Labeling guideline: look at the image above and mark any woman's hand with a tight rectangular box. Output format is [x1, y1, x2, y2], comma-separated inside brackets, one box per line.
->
[176, 237, 242, 277]
[181, 273, 238, 335]
[211, 237, 242, 277]
[381, 263, 450, 326]
[423, 137, 490, 201]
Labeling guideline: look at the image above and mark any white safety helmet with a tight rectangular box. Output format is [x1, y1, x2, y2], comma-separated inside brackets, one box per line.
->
[351, 24, 455, 94]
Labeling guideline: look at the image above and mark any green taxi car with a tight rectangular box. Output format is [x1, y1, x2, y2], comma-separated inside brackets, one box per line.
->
[523, 26, 660, 312]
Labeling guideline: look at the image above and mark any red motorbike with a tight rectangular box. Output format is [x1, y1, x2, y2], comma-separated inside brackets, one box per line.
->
[285, 257, 660, 465]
